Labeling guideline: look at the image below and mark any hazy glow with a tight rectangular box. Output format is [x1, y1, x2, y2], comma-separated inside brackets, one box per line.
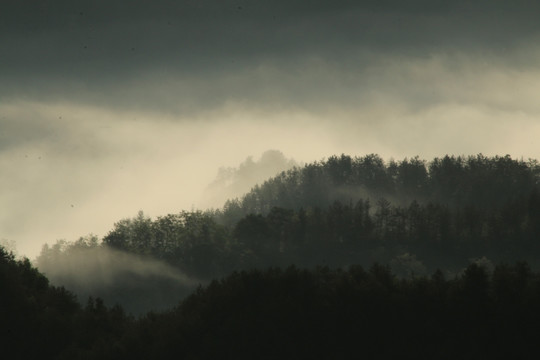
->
[2, 34, 540, 258]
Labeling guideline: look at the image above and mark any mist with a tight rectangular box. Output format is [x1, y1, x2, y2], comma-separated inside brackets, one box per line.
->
[36, 236, 199, 314]
[202, 149, 299, 208]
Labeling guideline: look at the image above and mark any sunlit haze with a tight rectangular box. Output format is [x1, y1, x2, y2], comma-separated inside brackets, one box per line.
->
[2, 0, 540, 258]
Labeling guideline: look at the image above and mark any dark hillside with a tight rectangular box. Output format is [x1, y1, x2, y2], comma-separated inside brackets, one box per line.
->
[112, 264, 540, 359]
[7, 249, 540, 359]
[0, 247, 132, 359]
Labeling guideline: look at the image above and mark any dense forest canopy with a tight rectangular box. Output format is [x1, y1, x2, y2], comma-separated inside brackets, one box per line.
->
[33, 153, 540, 312]
[102, 155, 540, 271]
[5, 246, 540, 359]
[218, 153, 539, 219]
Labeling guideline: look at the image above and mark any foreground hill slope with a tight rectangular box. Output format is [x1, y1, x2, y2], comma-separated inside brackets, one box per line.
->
[121, 264, 540, 359]
[0, 247, 132, 359]
[8, 247, 540, 359]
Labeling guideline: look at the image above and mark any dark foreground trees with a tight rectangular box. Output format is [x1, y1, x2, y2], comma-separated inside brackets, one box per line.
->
[6, 244, 540, 359]
[117, 263, 540, 359]
[0, 247, 132, 360]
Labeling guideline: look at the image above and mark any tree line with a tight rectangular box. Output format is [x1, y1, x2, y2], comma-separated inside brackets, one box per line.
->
[37, 154, 540, 282]
[6, 245, 540, 359]
[217, 153, 539, 222]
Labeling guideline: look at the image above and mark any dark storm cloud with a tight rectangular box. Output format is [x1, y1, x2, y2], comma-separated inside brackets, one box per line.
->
[2, 0, 540, 110]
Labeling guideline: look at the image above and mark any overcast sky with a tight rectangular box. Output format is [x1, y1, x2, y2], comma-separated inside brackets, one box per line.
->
[2, 0, 540, 258]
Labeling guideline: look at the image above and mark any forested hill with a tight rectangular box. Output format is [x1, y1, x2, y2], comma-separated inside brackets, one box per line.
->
[96, 154, 540, 275]
[35, 154, 540, 312]
[6, 247, 540, 359]
[216, 154, 540, 225]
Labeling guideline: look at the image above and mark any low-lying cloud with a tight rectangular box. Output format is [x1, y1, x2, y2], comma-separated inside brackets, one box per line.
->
[36, 240, 199, 314]
[202, 150, 300, 208]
